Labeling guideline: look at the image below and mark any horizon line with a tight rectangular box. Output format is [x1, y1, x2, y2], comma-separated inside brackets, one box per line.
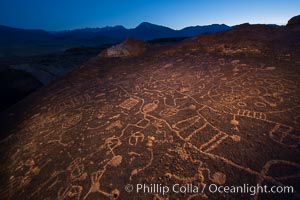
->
[0, 21, 285, 32]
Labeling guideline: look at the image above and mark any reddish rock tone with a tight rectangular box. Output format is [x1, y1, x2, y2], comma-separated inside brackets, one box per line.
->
[0, 17, 300, 200]
[100, 38, 148, 58]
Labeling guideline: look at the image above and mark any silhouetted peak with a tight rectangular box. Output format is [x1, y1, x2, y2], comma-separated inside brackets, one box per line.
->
[136, 22, 160, 29]
[114, 25, 126, 30]
[234, 23, 251, 28]
[102, 25, 126, 31]
[287, 15, 300, 26]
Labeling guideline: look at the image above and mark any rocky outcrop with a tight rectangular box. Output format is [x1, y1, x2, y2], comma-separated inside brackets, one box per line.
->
[100, 38, 148, 58]
[287, 15, 300, 26]
[1, 18, 300, 200]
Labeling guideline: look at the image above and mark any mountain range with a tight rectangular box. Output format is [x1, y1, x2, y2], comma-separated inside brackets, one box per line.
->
[57, 22, 231, 40]
[0, 22, 231, 56]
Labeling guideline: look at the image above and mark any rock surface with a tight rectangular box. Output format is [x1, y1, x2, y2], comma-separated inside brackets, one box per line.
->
[100, 38, 148, 57]
[0, 19, 300, 200]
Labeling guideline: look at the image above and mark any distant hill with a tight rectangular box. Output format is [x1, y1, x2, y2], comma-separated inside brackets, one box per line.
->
[0, 25, 54, 46]
[0, 23, 231, 56]
[54, 22, 231, 41]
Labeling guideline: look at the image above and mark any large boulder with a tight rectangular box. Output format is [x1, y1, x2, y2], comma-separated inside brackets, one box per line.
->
[287, 15, 300, 26]
[100, 38, 148, 58]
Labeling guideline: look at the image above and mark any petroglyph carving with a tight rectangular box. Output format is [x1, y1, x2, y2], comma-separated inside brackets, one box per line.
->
[159, 107, 179, 118]
[108, 155, 122, 167]
[254, 102, 267, 108]
[119, 97, 139, 110]
[130, 148, 153, 180]
[1, 27, 300, 200]
[218, 58, 225, 66]
[62, 112, 83, 129]
[105, 120, 123, 131]
[237, 102, 247, 107]
[101, 104, 114, 112]
[83, 168, 108, 199]
[269, 124, 300, 147]
[67, 158, 87, 181]
[237, 109, 267, 120]
[52, 94, 90, 114]
[171, 145, 190, 160]
[146, 136, 155, 147]
[230, 135, 241, 142]
[58, 185, 83, 200]
[210, 172, 226, 184]
[142, 100, 159, 113]
[200, 132, 228, 152]
[129, 132, 145, 146]
[110, 189, 120, 200]
[230, 115, 239, 131]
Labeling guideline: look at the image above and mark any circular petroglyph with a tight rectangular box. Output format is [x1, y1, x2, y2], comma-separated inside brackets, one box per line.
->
[223, 96, 235, 102]
[216, 73, 225, 77]
[248, 88, 261, 96]
[254, 102, 267, 108]
[237, 102, 247, 107]
[218, 58, 225, 66]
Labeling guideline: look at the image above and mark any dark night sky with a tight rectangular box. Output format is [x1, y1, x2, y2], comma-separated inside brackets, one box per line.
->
[0, 0, 299, 31]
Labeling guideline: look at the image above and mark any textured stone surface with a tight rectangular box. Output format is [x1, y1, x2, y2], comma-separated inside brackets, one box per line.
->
[100, 38, 148, 58]
[0, 23, 300, 200]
